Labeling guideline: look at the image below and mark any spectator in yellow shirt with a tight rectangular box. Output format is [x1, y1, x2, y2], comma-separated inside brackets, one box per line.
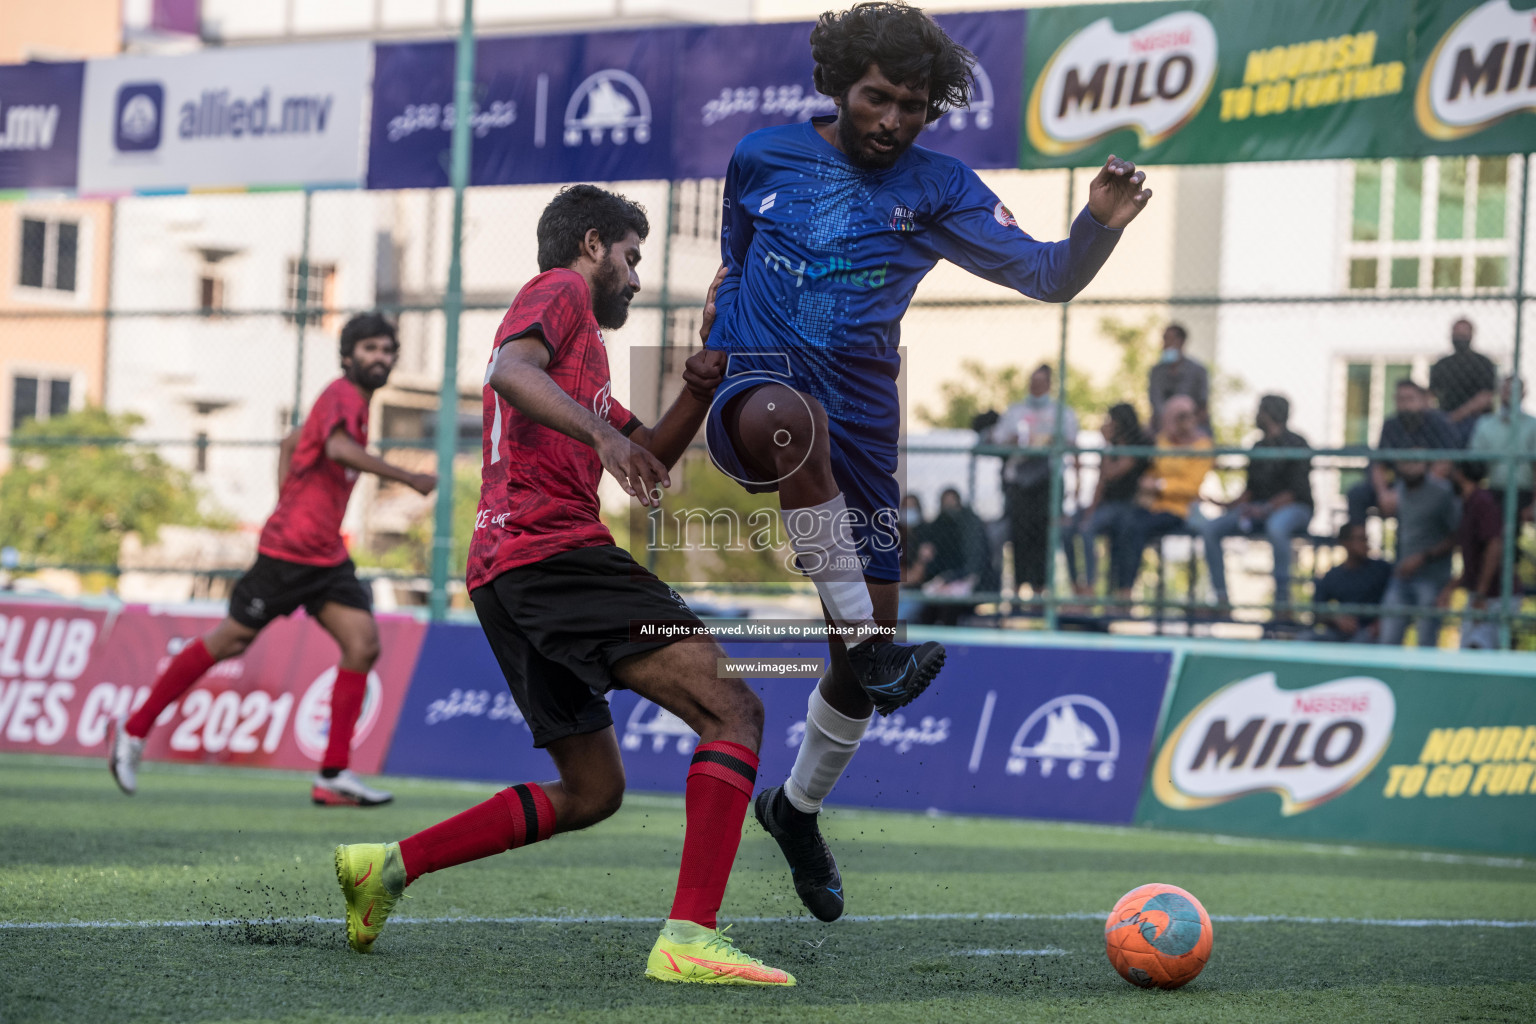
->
[1127, 395, 1214, 575]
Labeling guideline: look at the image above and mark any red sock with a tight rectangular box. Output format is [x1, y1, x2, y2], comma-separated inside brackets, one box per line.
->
[669, 740, 759, 929]
[398, 783, 556, 885]
[125, 638, 215, 738]
[321, 668, 368, 771]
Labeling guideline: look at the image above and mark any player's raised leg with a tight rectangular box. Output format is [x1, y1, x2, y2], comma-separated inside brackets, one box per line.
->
[109, 617, 257, 794]
[755, 578, 904, 922]
[309, 601, 392, 806]
[719, 382, 945, 714]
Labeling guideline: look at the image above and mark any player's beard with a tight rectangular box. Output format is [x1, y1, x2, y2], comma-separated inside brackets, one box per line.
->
[837, 112, 911, 171]
[592, 260, 634, 330]
[347, 360, 391, 392]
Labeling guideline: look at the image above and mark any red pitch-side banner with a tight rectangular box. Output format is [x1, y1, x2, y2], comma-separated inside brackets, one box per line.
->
[0, 601, 425, 773]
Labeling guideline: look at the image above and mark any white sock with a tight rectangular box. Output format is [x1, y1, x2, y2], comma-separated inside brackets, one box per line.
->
[784, 683, 872, 814]
[783, 494, 882, 645]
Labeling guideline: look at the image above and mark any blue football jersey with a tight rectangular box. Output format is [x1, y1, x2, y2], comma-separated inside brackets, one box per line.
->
[706, 117, 1122, 449]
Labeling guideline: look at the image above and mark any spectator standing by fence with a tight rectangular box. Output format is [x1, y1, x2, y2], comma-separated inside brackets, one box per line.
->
[1065, 403, 1151, 600]
[1378, 458, 1459, 647]
[1148, 323, 1209, 434]
[993, 364, 1078, 596]
[1198, 395, 1314, 615]
[1429, 319, 1496, 447]
[1470, 375, 1536, 520]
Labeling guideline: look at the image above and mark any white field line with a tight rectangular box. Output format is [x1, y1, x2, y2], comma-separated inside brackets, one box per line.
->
[3, 911, 1535, 931]
[951, 947, 1070, 957]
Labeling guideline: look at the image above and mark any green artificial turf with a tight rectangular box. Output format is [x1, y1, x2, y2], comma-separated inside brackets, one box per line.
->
[2, 754, 1533, 1023]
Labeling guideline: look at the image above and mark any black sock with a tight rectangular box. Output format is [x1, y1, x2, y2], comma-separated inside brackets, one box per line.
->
[320, 767, 341, 779]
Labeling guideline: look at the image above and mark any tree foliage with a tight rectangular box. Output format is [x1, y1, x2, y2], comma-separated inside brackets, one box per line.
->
[0, 408, 226, 567]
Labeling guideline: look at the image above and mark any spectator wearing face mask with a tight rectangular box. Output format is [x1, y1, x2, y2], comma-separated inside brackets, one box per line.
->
[1428, 318, 1496, 447]
[898, 493, 926, 575]
[900, 488, 997, 625]
[1346, 379, 1457, 524]
[1148, 323, 1209, 434]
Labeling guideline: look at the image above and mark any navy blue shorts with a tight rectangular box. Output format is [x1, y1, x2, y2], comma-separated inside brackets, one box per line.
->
[704, 372, 902, 583]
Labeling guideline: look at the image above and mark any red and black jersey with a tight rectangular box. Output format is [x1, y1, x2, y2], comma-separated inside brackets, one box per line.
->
[466, 268, 640, 591]
[258, 377, 369, 566]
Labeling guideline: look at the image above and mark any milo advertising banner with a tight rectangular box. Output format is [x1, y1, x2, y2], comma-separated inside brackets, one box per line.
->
[1138, 652, 1536, 855]
[1021, 0, 1412, 166]
[1413, 0, 1536, 154]
[1019, 0, 1536, 167]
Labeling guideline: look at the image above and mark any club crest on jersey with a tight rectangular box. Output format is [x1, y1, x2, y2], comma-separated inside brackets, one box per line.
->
[593, 381, 613, 420]
[889, 204, 916, 231]
[994, 201, 1019, 228]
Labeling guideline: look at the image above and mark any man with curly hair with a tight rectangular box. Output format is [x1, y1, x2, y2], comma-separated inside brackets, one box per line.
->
[701, 2, 1152, 923]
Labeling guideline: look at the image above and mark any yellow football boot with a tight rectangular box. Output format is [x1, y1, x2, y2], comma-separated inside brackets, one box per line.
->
[645, 921, 796, 986]
[334, 841, 407, 953]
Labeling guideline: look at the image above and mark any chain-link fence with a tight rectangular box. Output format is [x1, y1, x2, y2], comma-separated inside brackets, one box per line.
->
[2, 153, 1532, 646]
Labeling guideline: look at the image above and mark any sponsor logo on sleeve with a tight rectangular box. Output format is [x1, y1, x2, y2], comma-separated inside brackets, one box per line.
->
[1153, 673, 1394, 816]
[1026, 11, 1217, 156]
[1415, 0, 1536, 141]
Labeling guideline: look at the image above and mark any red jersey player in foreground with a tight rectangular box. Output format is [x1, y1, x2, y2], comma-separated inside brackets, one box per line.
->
[332, 185, 794, 986]
[108, 314, 437, 806]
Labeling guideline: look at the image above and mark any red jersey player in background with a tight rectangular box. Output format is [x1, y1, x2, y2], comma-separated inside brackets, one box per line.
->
[108, 314, 437, 806]
[333, 185, 795, 986]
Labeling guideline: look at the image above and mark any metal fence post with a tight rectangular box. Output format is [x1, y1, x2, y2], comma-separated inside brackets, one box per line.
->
[1044, 170, 1075, 632]
[1498, 152, 1531, 650]
[428, 0, 476, 621]
[290, 188, 313, 430]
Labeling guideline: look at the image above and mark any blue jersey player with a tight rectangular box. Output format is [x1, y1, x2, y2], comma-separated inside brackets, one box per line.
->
[701, 2, 1153, 922]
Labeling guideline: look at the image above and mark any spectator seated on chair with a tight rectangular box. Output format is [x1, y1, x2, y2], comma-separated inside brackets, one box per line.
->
[1346, 379, 1457, 524]
[1311, 522, 1392, 643]
[1198, 394, 1314, 617]
[899, 488, 998, 626]
[1127, 395, 1214, 577]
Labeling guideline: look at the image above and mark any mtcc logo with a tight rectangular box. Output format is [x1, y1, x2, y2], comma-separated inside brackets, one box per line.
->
[928, 62, 997, 132]
[621, 698, 698, 755]
[1007, 694, 1119, 781]
[564, 70, 651, 147]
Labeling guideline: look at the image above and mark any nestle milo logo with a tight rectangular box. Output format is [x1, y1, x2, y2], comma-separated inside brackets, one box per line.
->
[1416, 0, 1536, 140]
[1153, 672, 1395, 816]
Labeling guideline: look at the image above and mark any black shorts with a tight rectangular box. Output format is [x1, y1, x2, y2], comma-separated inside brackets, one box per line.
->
[470, 545, 700, 748]
[228, 554, 373, 630]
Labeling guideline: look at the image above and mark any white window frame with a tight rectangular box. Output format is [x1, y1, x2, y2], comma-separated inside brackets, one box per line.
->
[1344, 155, 1522, 295]
[12, 209, 92, 307]
[6, 366, 83, 434]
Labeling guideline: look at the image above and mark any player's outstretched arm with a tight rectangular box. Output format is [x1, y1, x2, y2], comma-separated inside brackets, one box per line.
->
[1087, 155, 1152, 229]
[323, 429, 437, 495]
[488, 337, 670, 507]
[628, 267, 728, 470]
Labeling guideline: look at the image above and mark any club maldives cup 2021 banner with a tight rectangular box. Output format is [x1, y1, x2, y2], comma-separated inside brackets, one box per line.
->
[0, 602, 424, 774]
[1138, 652, 1536, 856]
